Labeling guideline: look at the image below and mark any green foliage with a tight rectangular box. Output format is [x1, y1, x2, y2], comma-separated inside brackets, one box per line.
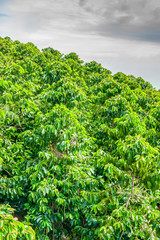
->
[0, 36, 160, 239]
[0, 204, 35, 240]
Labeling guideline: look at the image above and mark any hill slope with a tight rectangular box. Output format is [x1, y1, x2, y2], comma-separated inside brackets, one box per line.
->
[0, 36, 160, 240]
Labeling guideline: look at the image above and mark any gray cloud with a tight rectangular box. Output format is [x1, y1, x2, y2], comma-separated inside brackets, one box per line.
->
[77, 0, 160, 42]
[79, 0, 85, 7]
[7, 0, 85, 29]
[5, 0, 160, 42]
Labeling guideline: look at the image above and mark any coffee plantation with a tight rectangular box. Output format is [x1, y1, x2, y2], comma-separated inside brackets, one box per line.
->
[0, 36, 159, 239]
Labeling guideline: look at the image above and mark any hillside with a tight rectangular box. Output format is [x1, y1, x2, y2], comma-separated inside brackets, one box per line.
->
[0, 36, 160, 240]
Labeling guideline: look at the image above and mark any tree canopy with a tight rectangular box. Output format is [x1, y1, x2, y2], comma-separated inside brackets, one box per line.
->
[0, 36, 160, 239]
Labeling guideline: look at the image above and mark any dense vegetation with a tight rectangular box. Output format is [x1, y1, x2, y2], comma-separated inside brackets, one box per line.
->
[0, 36, 160, 240]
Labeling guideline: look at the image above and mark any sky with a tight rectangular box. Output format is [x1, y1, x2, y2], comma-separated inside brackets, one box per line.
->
[0, 0, 160, 89]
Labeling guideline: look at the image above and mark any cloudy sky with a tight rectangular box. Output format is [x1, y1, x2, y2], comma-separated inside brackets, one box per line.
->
[0, 0, 160, 89]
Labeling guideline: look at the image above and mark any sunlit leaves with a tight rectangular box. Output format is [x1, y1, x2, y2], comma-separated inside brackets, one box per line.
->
[0, 204, 35, 240]
[0, 36, 160, 240]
